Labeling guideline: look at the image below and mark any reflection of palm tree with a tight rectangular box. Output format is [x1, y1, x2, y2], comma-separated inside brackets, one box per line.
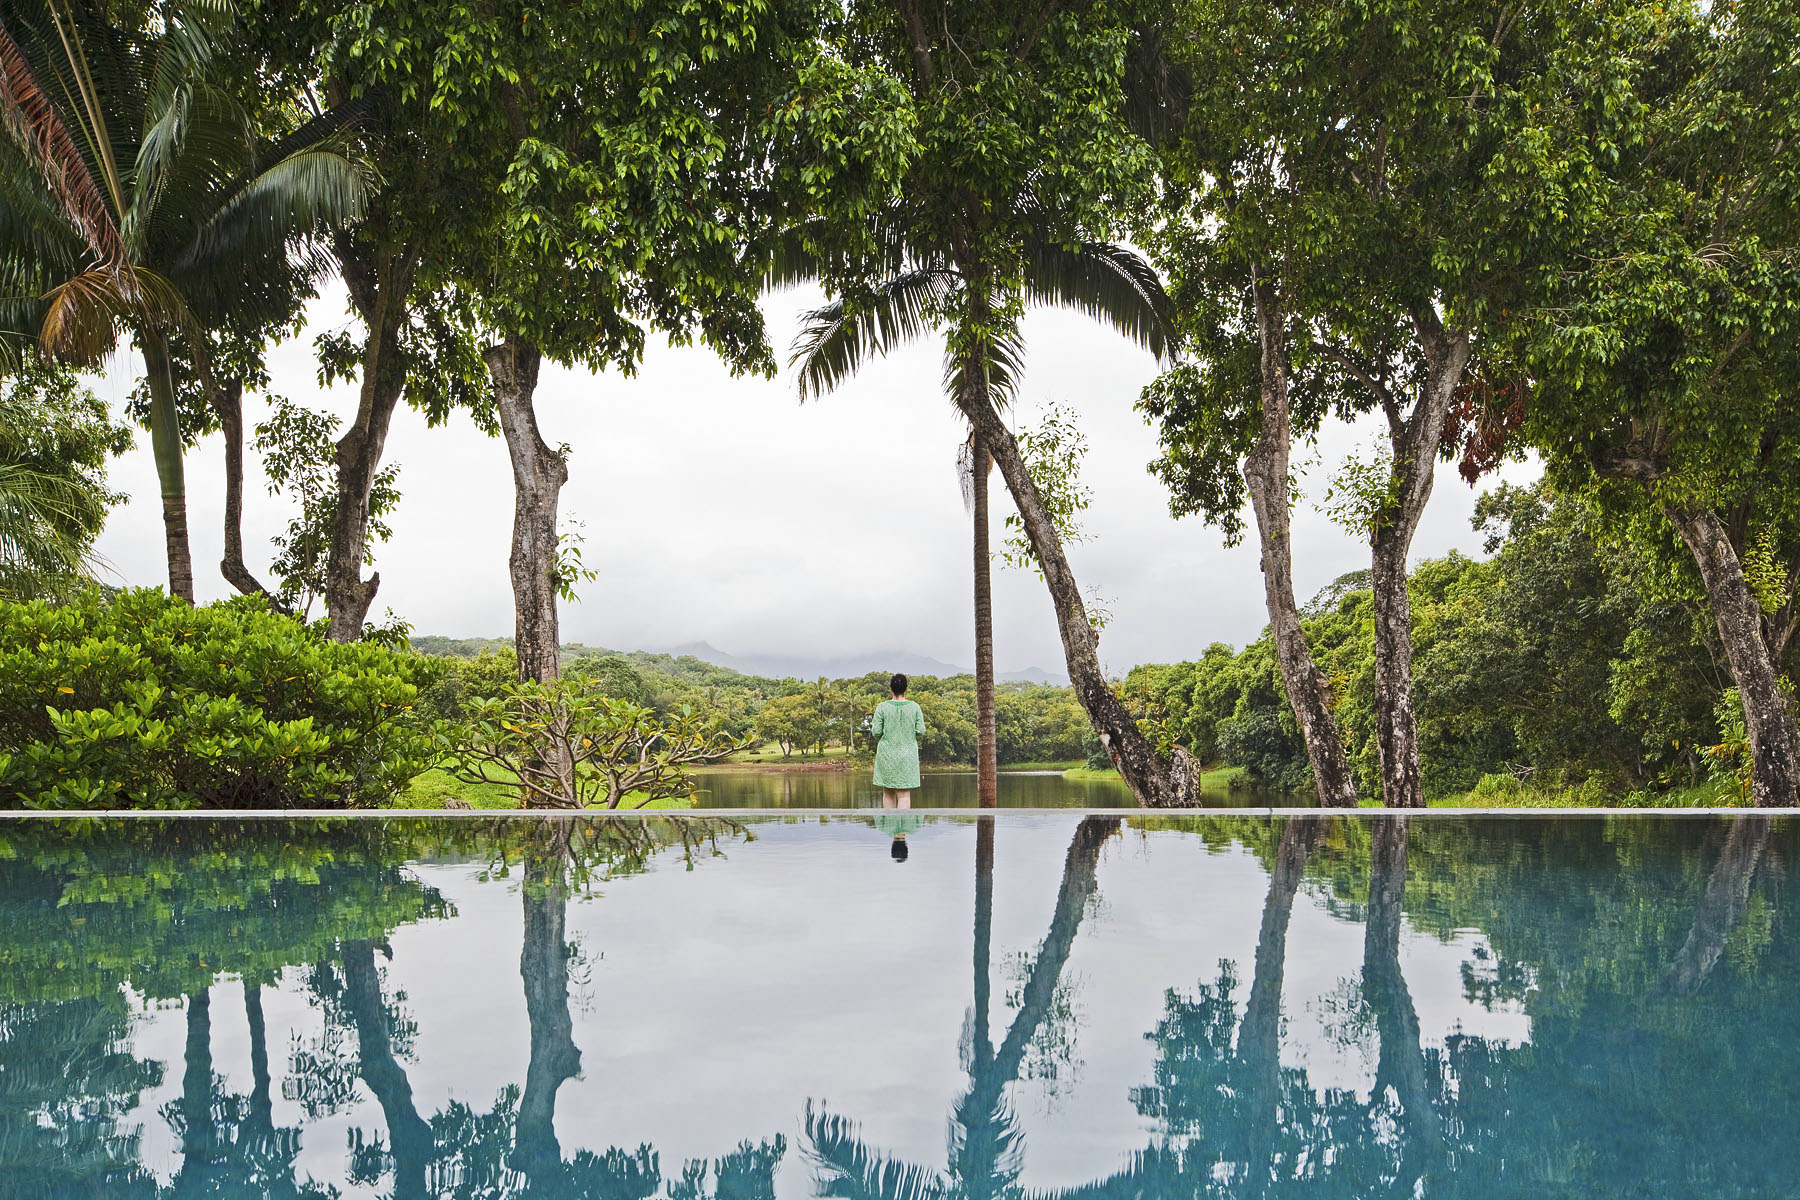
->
[805, 817, 1119, 1199]
[163, 985, 333, 1198]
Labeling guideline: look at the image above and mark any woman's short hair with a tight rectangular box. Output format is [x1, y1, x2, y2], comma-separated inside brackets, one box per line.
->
[891, 836, 910, 863]
[890, 673, 908, 696]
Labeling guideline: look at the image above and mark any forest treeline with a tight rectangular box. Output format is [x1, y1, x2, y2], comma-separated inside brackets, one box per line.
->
[2, 0, 1795, 808]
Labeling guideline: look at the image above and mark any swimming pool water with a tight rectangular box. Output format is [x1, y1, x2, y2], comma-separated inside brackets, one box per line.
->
[1, 813, 1793, 1197]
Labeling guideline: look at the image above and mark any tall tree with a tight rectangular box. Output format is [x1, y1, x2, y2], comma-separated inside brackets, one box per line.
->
[1139, 0, 1628, 806]
[0, 0, 368, 603]
[786, 201, 1172, 805]
[786, 1, 1179, 806]
[1514, 0, 1800, 806]
[433, 0, 886, 683]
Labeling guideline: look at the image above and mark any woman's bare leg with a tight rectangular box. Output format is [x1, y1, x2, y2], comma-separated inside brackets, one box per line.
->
[894, 790, 911, 808]
[882, 789, 899, 808]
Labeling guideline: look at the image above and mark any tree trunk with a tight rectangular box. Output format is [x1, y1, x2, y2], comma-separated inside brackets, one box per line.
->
[209, 378, 284, 609]
[1366, 308, 1472, 809]
[1245, 279, 1357, 807]
[487, 337, 567, 682]
[140, 330, 195, 604]
[517, 829, 582, 1179]
[1665, 506, 1800, 806]
[972, 815, 994, 1065]
[1238, 814, 1322, 1121]
[1370, 529, 1424, 808]
[244, 980, 273, 1133]
[972, 431, 998, 806]
[964, 816, 1113, 1114]
[960, 393, 1171, 806]
[1238, 816, 1324, 1079]
[1664, 815, 1773, 994]
[325, 244, 416, 642]
[342, 940, 433, 1199]
[1362, 816, 1438, 1154]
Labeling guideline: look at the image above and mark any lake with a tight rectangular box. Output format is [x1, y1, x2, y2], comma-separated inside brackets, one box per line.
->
[689, 766, 1303, 807]
[2, 812, 1793, 1197]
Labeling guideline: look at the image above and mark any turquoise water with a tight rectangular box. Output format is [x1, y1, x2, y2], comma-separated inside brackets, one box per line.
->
[1, 813, 1794, 1197]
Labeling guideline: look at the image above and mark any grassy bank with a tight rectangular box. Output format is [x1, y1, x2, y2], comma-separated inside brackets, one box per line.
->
[1409, 775, 1749, 809]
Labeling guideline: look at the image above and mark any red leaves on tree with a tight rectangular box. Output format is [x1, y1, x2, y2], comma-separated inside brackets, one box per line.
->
[1445, 375, 1529, 484]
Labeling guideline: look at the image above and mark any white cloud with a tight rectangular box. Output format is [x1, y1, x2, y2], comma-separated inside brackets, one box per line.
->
[90, 284, 1538, 673]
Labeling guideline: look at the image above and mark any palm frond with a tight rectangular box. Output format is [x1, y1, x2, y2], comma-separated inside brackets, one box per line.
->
[789, 267, 954, 401]
[37, 267, 127, 361]
[173, 146, 370, 287]
[0, 15, 120, 265]
[941, 319, 1027, 412]
[0, 460, 103, 598]
[802, 1103, 948, 1200]
[1023, 239, 1176, 363]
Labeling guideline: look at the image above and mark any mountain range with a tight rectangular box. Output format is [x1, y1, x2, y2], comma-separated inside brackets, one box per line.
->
[661, 642, 1066, 685]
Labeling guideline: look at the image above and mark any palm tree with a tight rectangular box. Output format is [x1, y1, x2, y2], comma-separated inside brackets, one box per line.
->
[0, 351, 126, 600]
[803, 817, 1118, 1200]
[783, 201, 1172, 806]
[0, 0, 368, 601]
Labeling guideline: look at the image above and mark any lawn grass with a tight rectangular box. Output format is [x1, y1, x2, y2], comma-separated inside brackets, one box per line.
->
[1348, 773, 1752, 809]
[1063, 763, 1248, 789]
[726, 742, 856, 765]
[394, 766, 698, 810]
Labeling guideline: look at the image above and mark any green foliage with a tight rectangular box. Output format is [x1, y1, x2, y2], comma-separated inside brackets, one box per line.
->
[0, 353, 130, 601]
[442, 677, 750, 808]
[0, 590, 436, 809]
[1001, 402, 1093, 571]
[1121, 484, 1735, 800]
[755, 693, 827, 759]
[255, 397, 401, 619]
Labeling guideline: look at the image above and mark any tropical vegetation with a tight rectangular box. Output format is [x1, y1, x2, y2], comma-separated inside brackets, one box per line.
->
[1, 0, 1796, 807]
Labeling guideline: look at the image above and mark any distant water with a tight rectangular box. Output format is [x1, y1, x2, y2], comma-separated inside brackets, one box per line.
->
[3, 812, 1793, 1197]
[688, 766, 1301, 807]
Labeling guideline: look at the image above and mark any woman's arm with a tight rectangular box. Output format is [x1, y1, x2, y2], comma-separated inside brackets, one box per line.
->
[913, 703, 925, 735]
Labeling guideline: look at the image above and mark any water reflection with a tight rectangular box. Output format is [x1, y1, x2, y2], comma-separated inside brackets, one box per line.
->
[0, 815, 1794, 1197]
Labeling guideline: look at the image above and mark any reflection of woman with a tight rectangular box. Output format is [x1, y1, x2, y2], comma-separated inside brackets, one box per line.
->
[875, 811, 922, 862]
[872, 673, 926, 807]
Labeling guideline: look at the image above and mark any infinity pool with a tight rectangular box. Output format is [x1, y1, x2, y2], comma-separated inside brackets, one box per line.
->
[2, 813, 1793, 1197]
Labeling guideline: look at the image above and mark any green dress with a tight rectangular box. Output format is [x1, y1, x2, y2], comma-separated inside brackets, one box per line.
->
[871, 698, 926, 789]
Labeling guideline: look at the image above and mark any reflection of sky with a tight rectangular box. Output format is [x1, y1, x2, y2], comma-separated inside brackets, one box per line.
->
[113, 816, 1528, 1196]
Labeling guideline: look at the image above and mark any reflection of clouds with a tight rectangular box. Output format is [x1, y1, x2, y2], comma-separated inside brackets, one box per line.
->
[1282, 906, 1532, 1102]
[104, 817, 1533, 1198]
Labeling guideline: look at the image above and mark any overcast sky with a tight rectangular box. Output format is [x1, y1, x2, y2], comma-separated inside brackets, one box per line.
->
[89, 283, 1536, 675]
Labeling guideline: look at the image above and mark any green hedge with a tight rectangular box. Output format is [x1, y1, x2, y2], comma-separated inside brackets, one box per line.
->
[0, 590, 435, 809]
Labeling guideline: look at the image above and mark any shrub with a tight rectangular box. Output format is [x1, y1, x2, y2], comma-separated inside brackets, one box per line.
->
[442, 676, 749, 808]
[0, 590, 436, 809]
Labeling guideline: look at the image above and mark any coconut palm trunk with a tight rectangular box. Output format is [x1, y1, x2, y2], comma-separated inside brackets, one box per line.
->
[139, 329, 196, 603]
[971, 430, 999, 805]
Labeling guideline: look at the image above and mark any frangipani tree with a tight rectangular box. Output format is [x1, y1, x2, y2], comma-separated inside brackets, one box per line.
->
[0, 0, 369, 603]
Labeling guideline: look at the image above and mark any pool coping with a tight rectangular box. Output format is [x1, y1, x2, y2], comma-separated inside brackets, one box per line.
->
[0, 806, 1773, 819]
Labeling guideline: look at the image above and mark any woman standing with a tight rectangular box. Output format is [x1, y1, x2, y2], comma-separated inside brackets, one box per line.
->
[872, 673, 927, 807]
